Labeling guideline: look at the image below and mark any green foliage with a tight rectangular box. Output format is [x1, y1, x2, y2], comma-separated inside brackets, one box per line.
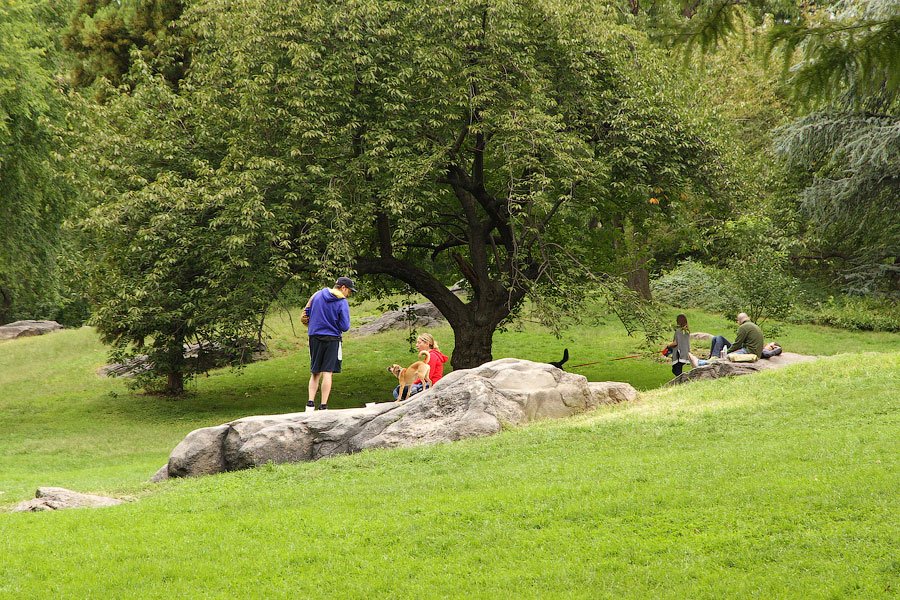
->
[768, 2, 900, 109]
[651, 259, 728, 310]
[70, 59, 302, 394]
[0, 0, 74, 324]
[655, 223, 799, 326]
[769, 1, 899, 293]
[718, 216, 798, 324]
[774, 109, 899, 294]
[789, 295, 900, 332]
[638, 0, 899, 294]
[62, 0, 187, 88]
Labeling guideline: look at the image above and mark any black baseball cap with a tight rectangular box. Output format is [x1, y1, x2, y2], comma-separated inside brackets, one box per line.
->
[335, 276, 357, 292]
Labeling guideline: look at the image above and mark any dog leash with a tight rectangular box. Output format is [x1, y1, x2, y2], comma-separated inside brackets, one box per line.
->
[568, 355, 643, 369]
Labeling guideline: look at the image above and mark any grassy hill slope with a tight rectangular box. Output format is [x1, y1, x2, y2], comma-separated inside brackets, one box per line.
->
[2, 305, 897, 507]
[1, 318, 897, 597]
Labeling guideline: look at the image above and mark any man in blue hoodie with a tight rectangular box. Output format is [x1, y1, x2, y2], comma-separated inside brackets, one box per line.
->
[305, 276, 356, 411]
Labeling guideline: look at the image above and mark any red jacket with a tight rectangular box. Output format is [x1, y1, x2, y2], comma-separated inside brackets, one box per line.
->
[417, 348, 449, 384]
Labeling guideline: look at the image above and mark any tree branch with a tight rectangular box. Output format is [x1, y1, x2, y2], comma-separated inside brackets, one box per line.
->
[355, 256, 467, 318]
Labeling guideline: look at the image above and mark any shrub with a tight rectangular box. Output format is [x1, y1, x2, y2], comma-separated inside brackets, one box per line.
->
[719, 255, 798, 325]
[790, 296, 900, 332]
[651, 260, 730, 311]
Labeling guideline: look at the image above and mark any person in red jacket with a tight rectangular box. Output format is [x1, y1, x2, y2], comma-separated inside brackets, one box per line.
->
[392, 332, 449, 400]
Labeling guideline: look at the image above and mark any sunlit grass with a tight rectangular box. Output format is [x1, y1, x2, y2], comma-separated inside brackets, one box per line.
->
[1, 303, 898, 504]
[2, 347, 897, 597]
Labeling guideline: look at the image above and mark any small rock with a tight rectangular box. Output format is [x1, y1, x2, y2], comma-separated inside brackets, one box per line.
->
[11, 487, 124, 512]
[99, 340, 268, 378]
[668, 352, 818, 385]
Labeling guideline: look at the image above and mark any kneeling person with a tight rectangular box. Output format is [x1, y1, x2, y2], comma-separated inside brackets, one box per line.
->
[392, 333, 449, 400]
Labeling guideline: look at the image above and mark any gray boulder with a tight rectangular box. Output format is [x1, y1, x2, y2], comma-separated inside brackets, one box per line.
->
[0, 320, 62, 340]
[11, 487, 124, 512]
[668, 351, 818, 385]
[150, 464, 169, 482]
[353, 303, 446, 336]
[99, 340, 268, 378]
[160, 359, 638, 479]
[167, 424, 230, 478]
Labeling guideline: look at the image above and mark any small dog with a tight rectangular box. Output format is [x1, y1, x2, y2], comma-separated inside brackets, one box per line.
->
[387, 350, 432, 401]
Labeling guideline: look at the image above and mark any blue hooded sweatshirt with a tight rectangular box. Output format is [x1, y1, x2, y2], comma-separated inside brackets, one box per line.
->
[307, 287, 351, 338]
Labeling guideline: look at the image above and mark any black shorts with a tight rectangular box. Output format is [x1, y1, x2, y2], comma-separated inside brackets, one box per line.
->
[309, 335, 342, 373]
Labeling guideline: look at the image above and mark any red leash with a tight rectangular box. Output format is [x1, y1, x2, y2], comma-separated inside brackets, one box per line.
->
[569, 354, 643, 369]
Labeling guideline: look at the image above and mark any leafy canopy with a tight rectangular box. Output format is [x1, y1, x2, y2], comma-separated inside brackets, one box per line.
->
[75, 0, 732, 390]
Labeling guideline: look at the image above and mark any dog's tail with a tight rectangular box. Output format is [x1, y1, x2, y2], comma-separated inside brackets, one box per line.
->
[549, 348, 569, 369]
[419, 350, 430, 362]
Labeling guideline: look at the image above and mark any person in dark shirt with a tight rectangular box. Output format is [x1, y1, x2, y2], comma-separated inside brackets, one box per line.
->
[709, 312, 764, 358]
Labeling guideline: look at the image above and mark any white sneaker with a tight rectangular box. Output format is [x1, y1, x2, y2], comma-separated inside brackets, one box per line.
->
[305, 401, 315, 412]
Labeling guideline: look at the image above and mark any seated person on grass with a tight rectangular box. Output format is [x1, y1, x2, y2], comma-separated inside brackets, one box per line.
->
[392, 333, 450, 400]
[709, 312, 764, 359]
[761, 341, 782, 359]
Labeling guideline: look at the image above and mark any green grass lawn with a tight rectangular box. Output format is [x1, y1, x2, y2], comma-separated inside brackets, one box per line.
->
[1, 306, 898, 597]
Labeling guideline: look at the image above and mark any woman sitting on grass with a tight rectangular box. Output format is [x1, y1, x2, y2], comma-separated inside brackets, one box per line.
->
[392, 333, 450, 400]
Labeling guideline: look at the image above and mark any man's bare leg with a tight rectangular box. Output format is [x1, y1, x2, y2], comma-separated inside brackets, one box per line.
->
[319, 372, 333, 408]
[307, 372, 322, 410]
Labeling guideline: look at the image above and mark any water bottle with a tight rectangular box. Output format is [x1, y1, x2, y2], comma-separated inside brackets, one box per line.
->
[719, 347, 727, 359]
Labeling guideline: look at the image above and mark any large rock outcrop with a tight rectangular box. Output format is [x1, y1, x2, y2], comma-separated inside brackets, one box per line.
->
[159, 359, 638, 479]
[11, 487, 124, 512]
[667, 351, 818, 385]
[0, 320, 62, 340]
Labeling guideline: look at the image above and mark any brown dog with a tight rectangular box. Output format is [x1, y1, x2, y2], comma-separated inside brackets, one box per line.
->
[387, 350, 432, 401]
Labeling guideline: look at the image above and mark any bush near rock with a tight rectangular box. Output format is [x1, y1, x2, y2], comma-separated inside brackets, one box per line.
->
[158, 359, 638, 480]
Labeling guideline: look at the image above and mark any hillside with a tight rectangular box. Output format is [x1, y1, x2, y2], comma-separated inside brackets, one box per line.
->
[1, 319, 897, 597]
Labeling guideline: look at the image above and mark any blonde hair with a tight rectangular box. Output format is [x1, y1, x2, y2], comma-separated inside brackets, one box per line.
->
[417, 333, 439, 349]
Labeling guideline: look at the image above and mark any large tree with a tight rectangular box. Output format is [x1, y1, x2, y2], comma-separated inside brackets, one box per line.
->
[189, 0, 726, 367]
[0, 0, 73, 323]
[78, 0, 730, 390]
[770, 0, 899, 293]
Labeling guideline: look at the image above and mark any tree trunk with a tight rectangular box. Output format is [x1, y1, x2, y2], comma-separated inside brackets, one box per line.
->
[0, 287, 11, 324]
[449, 321, 495, 370]
[166, 370, 184, 395]
[161, 332, 186, 395]
[626, 266, 652, 300]
[355, 256, 519, 371]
